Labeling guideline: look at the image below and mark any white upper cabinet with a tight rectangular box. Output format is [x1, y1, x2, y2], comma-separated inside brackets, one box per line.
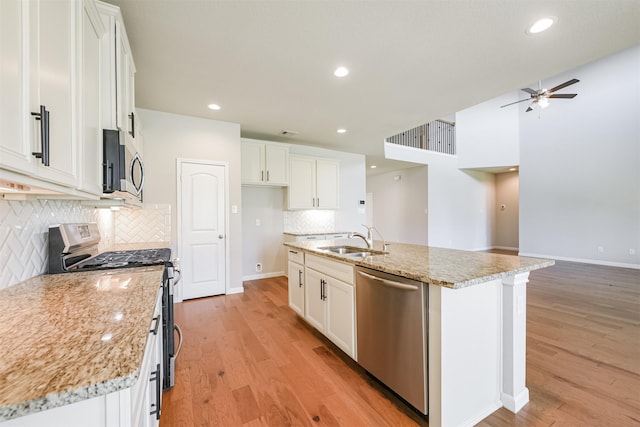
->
[0, 0, 108, 198]
[0, 0, 78, 187]
[241, 138, 289, 186]
[29, 0, 78, 187]
[96, 1, 136, 140]
[288, 155, 339, 210]
[0, 0, 32, 175]
[77, 0, 105, 196]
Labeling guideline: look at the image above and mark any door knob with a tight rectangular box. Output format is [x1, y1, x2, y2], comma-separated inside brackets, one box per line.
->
[218, 234, 224, 239]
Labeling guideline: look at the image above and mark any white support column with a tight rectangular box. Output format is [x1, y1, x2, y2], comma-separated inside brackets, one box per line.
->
[501, 272, 530, 413]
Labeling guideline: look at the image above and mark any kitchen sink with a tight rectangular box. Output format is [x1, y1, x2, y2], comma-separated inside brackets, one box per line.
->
[318, 246, 387, 257]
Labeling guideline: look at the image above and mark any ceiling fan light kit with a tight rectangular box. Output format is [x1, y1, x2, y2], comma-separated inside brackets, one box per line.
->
[500, 78, 579, 112]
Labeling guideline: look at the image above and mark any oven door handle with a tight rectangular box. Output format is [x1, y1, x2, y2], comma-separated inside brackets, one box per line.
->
[173, 267, 182, 286]
[174, 324, 183, 359]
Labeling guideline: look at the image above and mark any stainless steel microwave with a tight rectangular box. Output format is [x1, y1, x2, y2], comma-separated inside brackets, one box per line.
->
[102, 129, 144, 199]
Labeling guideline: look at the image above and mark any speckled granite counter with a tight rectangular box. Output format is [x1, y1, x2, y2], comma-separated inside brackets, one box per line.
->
[0, 266, 164, 421]
[284, 239, 554, 289]
[283, 231, 350, 236]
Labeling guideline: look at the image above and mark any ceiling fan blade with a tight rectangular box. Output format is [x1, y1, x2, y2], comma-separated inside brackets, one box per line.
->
[525, 106, 533, 112]
[548, 78, 580, 93]
[500, 98, 530, 108]
[521, 87, 538, 95]
[549, 93, 577, 99]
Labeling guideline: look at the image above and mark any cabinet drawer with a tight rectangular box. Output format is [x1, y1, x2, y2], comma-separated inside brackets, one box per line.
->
[325, 233, 348, 240]
[306, 254, 354, 285]
[287, 248, 304, 264]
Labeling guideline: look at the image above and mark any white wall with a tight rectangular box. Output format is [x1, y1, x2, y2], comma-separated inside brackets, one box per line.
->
[385, 143, 495, 250]
[241, 186, 285, 278]
[494, 171, 519, 250]
[137, 109, 244, 292]
[519, 45, 640, 267]
[456, 92, 520, 169]
[366, 166, 428, 245]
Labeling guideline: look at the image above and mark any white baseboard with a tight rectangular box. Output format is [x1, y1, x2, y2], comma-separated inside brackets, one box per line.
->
[242, 271, 285, 281]
[518, 252, 640, 270]
[501, 388, 530, 413]
[492, 246, 519, 251]
[226, 286, 244, 295]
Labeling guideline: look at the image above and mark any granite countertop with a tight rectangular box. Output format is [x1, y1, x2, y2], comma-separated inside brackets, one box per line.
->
[283, 231, 350, 236]
[0, 266, 164, 421]
[284, 239, 554, 289]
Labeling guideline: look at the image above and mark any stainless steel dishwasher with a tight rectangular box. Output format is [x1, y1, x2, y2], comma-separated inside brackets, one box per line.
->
[356, 266, 428, 414]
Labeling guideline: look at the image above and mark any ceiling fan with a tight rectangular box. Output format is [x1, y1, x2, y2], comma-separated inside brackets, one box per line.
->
[500, 78, 579, 112]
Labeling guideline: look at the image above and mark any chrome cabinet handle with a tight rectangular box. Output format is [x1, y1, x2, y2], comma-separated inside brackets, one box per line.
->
[31, 105, 50, 166]
[149, 363, 161, 419]
[129, 112, 135, 137]
[149, 316, 160, 335]
[267, 170, 270, 181]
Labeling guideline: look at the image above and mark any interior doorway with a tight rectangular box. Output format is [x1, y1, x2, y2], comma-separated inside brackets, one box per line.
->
[177, 159, 228, 299]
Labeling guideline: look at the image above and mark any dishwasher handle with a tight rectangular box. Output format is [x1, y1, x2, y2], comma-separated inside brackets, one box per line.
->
[357, 270, 419, 291]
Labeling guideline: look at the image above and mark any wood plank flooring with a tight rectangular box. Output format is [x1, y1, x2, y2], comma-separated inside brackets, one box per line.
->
[160, 259, 640, 426]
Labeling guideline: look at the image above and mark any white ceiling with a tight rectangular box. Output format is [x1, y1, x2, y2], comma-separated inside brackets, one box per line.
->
[106, 0, 640, 173]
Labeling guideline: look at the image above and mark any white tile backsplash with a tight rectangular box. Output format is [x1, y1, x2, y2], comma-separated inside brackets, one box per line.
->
[115, 204, 171, 244]
[0, 199, 114, 289]
[283, 210, 335, 233]
[0, 200, 173, 290]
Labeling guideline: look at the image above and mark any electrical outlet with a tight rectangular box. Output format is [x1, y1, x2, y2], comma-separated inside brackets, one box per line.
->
[597, 246, 604, 253]
[255, 263, 262, 272]
[630, 249, 636, 255]
[255, 219, 261, 226]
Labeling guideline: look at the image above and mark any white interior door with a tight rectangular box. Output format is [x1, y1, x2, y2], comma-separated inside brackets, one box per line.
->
[179, 161, 227, 299]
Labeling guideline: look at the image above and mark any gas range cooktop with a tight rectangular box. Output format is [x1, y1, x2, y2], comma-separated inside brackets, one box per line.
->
[48, 223, 172, 273]
[76, 248, 172, 270]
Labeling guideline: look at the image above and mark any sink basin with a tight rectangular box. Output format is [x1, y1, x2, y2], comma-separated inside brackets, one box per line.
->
[318, 246, 387, 257]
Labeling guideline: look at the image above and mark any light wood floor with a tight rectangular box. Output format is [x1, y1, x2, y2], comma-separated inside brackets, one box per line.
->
[160, 259, 640, 426]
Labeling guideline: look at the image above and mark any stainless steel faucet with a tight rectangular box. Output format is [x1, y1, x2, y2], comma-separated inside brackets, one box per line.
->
[348, 224, 374, 249]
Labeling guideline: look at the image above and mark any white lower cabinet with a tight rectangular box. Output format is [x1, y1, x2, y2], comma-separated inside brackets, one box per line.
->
[287, 255, 305, 316]
[303, 254, 356, 359]
[0, 290, 163, 427]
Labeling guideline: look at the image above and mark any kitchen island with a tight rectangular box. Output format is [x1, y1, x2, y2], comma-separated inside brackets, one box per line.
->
[284, 239, 554, 427]
[0, 266, 164, 426]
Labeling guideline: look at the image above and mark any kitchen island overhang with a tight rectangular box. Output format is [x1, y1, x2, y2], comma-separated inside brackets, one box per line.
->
[284, 240, 554, 427]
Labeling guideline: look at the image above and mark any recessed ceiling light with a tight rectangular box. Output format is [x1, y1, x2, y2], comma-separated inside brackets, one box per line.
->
[207, 103, 221, 110]
[334, 66, 349, 77]
[526, 17, 556, 34]
[370, 165, 377, 169]
[337, 128, 347, 134]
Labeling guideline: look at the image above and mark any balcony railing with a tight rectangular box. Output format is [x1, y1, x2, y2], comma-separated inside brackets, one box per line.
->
[385, 119, 456, 155]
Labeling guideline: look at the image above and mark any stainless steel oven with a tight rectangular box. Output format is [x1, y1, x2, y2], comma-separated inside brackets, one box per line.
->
[48, 223, 181, 391]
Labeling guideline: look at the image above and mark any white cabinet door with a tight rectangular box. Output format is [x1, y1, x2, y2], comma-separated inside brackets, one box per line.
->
[0, 0, 33, 174]
[264, 143, 288, 185]
[29, 0, 77, 187]
[287, 261, 304, 316]
[77, 0, 104, 196]
[325, 277, 355, 358]
[304, 268, 325, 332]
[241, 139, 289, 186]
[316, 159, 339, 209]
[288, 155, 316, 209]
[241, 140, 264, 184]
[288, 155, 339, 210]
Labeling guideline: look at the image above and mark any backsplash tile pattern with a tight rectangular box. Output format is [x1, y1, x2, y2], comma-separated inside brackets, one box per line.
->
[115, 204, 171, 243]
[0, 200, 114, 290]
[283, 210, 335, 233]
